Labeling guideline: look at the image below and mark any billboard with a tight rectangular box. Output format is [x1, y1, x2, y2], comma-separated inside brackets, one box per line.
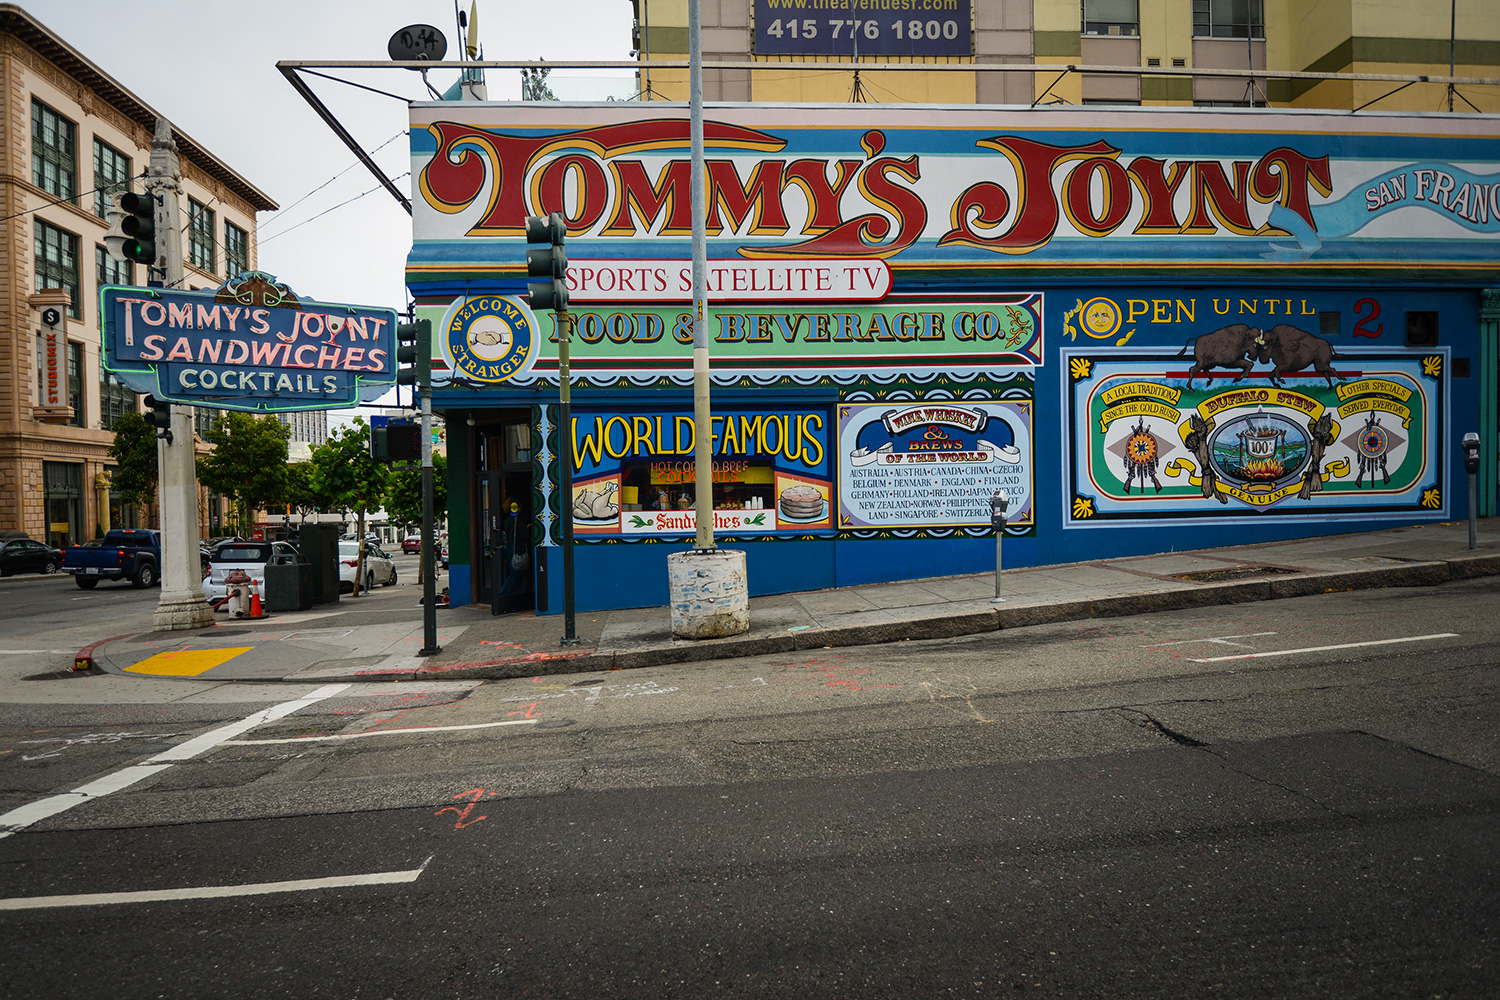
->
[752, 0, 973, 58]
[100, 272, 398, 412]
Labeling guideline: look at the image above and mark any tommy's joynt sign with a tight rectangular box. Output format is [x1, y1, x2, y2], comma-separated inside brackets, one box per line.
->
[100, 272, 398, 412]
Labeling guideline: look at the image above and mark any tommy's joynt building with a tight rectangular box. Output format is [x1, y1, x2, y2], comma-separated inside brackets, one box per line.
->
[405, 101, 1499, 614]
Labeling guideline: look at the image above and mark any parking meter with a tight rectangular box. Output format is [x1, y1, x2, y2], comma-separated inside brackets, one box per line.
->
[1463, 433, 1481, 475]
[1463, 433, 1481, 550]
[990, 491, 1009, 603]
[990, 490, 1010, 527]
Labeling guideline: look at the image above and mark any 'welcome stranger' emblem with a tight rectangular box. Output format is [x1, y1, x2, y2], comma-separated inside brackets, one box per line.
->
[439, 295, 541, 384]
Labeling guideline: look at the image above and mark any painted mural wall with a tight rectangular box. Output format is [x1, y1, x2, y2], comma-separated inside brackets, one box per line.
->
[404, 103, 1499, 607]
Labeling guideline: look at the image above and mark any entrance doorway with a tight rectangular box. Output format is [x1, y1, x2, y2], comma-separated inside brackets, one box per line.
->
[475, 417, 534, 614]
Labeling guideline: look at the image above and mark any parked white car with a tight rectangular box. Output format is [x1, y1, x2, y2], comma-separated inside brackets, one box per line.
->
[202, 541, 301, 605]
[339, 540, 397, 593]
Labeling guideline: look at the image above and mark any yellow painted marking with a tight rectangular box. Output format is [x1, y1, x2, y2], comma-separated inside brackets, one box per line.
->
[125, 647, 255, 677]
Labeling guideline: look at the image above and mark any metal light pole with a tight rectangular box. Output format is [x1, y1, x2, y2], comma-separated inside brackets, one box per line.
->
[665, 0, 750, 639]
[418, 319, 440, 654]
[689, 0, 713, 554]
[558, 302, 578, 644]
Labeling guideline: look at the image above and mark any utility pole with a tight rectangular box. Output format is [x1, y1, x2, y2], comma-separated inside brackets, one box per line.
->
[144, 118, 213, 631]
[665, 0, 750, 639]
[417, 319, 440, 654]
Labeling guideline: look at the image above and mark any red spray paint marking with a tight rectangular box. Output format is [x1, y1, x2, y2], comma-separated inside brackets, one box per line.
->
[435, 787, 495, 829]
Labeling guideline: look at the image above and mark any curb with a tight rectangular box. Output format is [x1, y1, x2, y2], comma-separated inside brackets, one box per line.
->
[74, 632, 138, 672]
[77, 552, 1500, 684]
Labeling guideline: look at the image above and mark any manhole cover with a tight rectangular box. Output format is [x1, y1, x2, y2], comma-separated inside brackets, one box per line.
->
[212, 629, 252, 637]
[534, 719, 576, 729]
[1171, 565, 1297, 582]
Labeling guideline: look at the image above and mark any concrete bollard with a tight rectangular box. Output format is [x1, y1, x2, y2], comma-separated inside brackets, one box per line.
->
[668, 549, 749, 639]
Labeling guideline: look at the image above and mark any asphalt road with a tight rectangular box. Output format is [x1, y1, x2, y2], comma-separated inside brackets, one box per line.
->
[1, 577, 1496, 999]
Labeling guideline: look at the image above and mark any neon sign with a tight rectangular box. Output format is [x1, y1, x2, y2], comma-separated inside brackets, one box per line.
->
[100, 272, 398, 412]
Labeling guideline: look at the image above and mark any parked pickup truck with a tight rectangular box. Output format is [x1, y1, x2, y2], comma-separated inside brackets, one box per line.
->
[64, 528, 161, 589]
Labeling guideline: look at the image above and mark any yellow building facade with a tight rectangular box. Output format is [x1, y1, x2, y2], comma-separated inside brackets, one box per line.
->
[630, 0, 1499, 112]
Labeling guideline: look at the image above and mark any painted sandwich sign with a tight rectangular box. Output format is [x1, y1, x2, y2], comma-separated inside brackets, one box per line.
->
[101, 272, 398, 412]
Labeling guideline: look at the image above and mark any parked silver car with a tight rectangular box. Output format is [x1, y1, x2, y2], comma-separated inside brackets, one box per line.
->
[202, 541, 301, 605]
[339, 541, 397, 593]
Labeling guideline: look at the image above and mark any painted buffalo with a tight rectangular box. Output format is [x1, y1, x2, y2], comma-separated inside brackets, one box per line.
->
[1177, 324, 1265, 389]
[1258, 324, 1342, 388]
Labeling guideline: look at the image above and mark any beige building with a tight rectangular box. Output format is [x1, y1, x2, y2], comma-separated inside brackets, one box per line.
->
[0, 4, 276, 545]
[630, 0, 1499, 112]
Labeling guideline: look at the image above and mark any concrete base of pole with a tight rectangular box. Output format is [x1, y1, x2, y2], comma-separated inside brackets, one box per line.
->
[668, 548, 749, 639]
[153, 591, 215, 631]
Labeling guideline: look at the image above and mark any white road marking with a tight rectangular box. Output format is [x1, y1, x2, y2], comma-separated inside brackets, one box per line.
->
[0, 683, 351, 840]
[1186, 633, 1460, 662]
[225, 719, 538, 744]
[1142, 632, 1278, 649]
[0, 856, 432, 910]
[0, 649, 75, 655]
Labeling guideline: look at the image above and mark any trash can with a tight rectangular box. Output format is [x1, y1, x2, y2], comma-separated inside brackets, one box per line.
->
[264, 554, 314, 612]
[299, 523, 340, 605]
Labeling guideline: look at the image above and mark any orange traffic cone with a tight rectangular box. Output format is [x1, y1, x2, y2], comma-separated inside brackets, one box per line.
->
[248, 581, 265, 619]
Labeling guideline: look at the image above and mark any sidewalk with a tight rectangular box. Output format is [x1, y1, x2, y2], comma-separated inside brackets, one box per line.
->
[83, 520, 1500, 683]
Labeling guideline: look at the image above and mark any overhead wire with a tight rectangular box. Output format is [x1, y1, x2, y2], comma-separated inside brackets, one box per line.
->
[259, 173, 412, 245]
[0, 170, 147, 224]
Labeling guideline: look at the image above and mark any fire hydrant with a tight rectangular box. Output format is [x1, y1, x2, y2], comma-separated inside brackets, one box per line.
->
[224, 568, 252, 618]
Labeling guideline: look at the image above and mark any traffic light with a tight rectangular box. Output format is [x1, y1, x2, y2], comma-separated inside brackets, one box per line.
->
[526, 212, 568, 312]
[109, 191, 156, 265]
[141, 395, 173, 443]
[387, 422, 421, 463]
[370, 420, 420, 464]
[395, 319, 431, 388]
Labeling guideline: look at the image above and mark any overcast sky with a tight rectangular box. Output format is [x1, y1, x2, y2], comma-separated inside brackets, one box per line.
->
[34, 0, 638, 412]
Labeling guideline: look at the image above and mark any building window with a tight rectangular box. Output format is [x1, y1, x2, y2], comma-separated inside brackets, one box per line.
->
[67, 341, 84, 427]
[92, 139, 131, 218]
[44, 462, 84, 547]
[101, 368, 136, 431]
[195, 407, 220, 440]
[1193, 0, 1263, 39]
[97, 244, 133, 291]
[1083, 0, 1139, 36]
[188, 198, 216, 273]
[225, 221, 249, 277]
[35, 220, 81, 320]
[31, 100, 76, 203]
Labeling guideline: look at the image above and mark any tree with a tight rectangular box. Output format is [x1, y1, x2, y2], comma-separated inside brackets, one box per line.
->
[196, 412, 291, 535]
[285, 462, 329, 525]
[522, 64, 556, 101]
[309, 419, 389, 594]
[384, 453, 448, 531]
[107, 411, 159, 518]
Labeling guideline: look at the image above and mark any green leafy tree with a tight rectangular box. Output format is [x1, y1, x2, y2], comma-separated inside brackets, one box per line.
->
[521, 64, 556, 101]
[284, 462, 329, 525]
[309, 420, 389, 592]
[107, 411, 159, 518]
[384, 453, 448, 532]
[196, 412, 291, 534]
